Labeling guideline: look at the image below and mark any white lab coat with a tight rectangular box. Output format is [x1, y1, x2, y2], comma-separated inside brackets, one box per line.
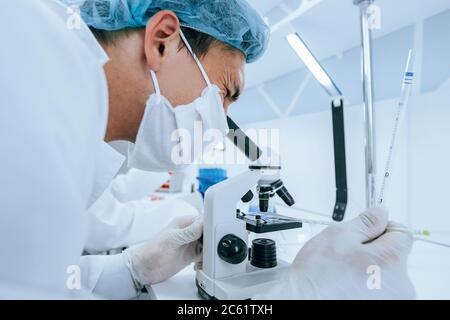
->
[85, 159, 202, 253]
[0, 0, 145, 299]
[110, 168, 170, 203]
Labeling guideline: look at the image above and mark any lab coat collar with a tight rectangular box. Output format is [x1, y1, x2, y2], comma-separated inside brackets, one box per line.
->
[46, 0, 110, 66]
[73, 21, 110, 66]
[87, 142, 126, 208]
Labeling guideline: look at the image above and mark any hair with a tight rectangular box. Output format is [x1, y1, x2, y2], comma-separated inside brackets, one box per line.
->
[89, 26, 236, 58]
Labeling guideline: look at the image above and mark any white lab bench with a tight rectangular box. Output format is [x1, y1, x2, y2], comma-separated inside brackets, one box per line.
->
[151, 205, 450, 300]
[152, 205, 316, 300]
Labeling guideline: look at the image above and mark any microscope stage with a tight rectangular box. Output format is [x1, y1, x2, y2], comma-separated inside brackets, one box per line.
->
[237, 211, 303, 233]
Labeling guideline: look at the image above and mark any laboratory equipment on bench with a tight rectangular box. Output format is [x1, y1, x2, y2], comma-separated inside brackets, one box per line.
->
[375, 50, 450, 249]
[157, 171, 189, 193]
[378, 50, 414, 205]
[196, 154, 300, 300]
[195, 118, 299, 300]
[281, 209, 450, 249]
[197, 168, 228, 198]
[279, 50, 450, 249]
[196, 114, 351, 299]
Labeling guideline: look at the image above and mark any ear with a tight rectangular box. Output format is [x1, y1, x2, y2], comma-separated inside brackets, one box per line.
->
[144, 10, 180, 72]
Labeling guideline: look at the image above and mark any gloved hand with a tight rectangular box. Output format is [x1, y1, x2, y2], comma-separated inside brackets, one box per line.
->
[179, 191, 204, 214]
[255, 207, 416, 300]
[123, 215, 203, 287]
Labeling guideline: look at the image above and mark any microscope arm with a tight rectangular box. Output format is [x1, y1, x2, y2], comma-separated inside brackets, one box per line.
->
[331, 98, 348, 221]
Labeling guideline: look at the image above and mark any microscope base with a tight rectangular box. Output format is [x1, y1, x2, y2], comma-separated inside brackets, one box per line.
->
[196, 260, 290, 300]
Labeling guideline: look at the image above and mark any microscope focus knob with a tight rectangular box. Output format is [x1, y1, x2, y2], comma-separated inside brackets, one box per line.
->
[217, 234, 248, 265]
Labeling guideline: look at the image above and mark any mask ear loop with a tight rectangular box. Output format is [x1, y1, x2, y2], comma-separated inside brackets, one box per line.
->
[150, 70, 162, 103]
[179, 28, 212, 88]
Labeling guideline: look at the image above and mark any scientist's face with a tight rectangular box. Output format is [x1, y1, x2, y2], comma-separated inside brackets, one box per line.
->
[103, 10, 245, 142]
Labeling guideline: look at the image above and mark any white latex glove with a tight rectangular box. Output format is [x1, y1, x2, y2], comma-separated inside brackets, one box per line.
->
[123, 215, 203, 287]
[255, 207, 415, 300]
[179, 191, 204, 214]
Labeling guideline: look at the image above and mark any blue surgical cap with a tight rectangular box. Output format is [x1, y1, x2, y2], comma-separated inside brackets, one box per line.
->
[62, 0, 270, 63]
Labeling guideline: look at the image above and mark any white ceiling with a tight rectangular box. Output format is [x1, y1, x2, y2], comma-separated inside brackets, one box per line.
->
[244, 0, 450, 89]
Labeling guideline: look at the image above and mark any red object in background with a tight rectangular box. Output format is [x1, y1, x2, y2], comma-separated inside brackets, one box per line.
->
[147, 194, 165, 202]
[157, 171, 173, 192]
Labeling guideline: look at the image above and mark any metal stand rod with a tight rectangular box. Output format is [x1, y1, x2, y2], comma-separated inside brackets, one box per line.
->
[354, 0, 377, 208]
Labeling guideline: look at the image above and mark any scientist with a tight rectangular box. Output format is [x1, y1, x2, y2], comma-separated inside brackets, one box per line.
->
[0, 0, 415, 299]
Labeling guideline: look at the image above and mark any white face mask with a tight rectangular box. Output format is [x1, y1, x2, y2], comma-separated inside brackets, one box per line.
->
[128, 30, 229, 172]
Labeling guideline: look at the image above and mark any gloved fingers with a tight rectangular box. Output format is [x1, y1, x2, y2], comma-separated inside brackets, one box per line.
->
[180, 192, 204, 214]
[362, 237, 416, 300]
[196, 241, 203, 265]
[385, 221, 413, 245]
[346, 206, 389, 244]
[170, 217, 203, 245]
[189, 241, 203, 264]
[386, 221, 409, 230]
[195, 241, 203, 262]
[365, 226, 414, 266]
[181, 217, 204, 243]
[168, 215, 199, 230]
[194, 259, 203, 271]
[178, 241, 203, 267]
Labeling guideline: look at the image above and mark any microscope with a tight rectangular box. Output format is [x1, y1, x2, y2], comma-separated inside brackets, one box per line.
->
[196, 118, 302, 300]
[196, 116, 348, 299]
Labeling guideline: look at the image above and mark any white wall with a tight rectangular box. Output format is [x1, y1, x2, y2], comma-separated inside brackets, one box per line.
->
[409, 79, 450, 233]
[232, 77, 450, 231]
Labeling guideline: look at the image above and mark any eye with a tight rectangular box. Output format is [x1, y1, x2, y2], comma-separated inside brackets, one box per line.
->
[230, 89, 241, 102]
[223, 87, 240, 103]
